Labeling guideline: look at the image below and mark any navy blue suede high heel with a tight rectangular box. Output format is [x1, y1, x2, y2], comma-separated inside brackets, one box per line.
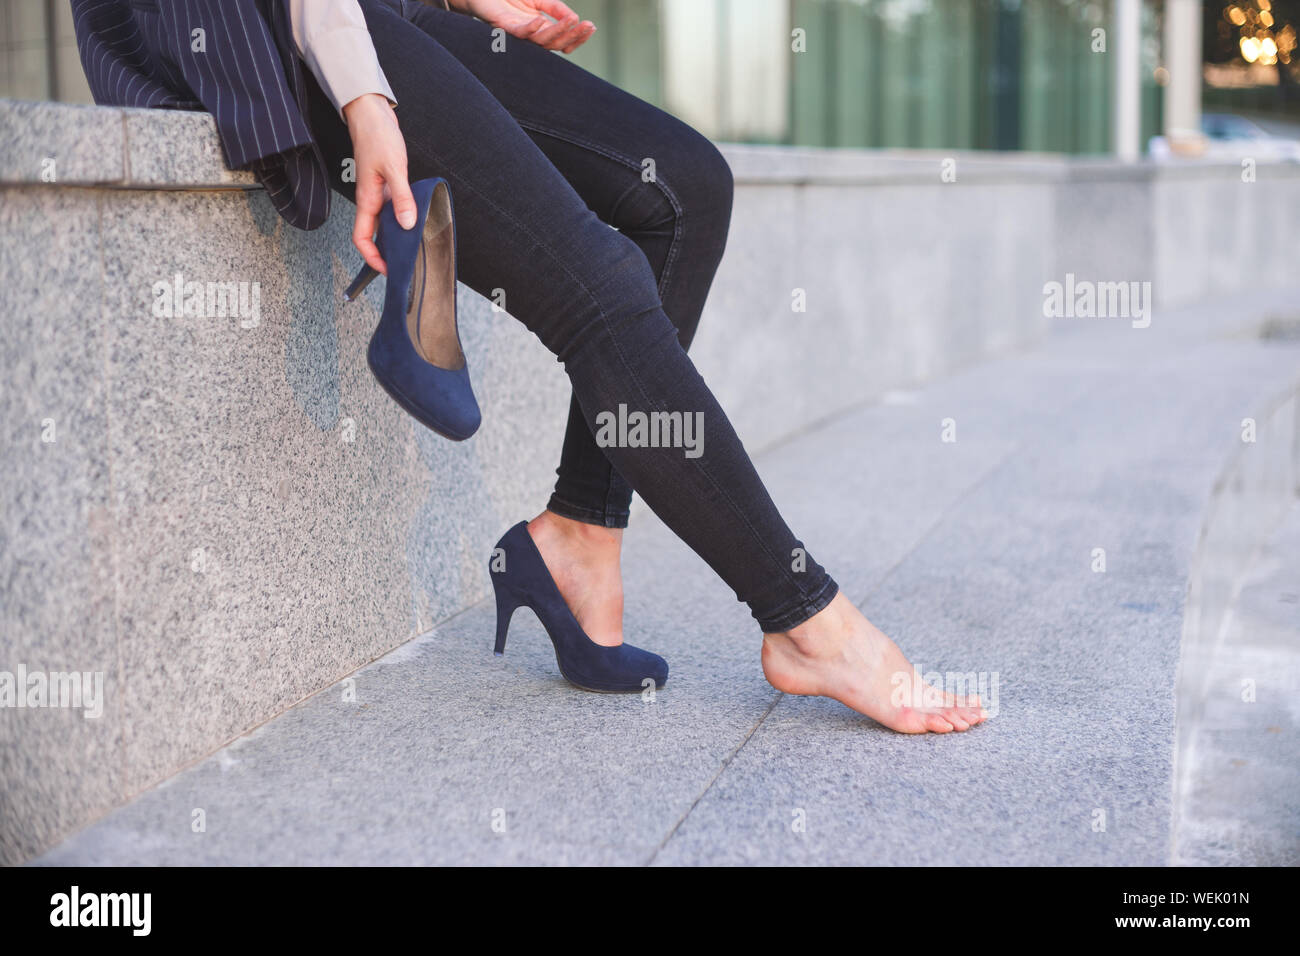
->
[344, 177, 480, 441]
[489, 522, 669, 693]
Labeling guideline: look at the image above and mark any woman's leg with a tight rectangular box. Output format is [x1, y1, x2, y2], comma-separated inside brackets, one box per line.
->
[314, 1, 834, 632]
[411, 23, 730, 533]
[400, 3, 733, 647]
[309, 2, 985, 731]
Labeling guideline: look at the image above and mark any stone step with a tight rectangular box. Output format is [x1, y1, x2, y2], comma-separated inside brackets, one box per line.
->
[34, 289, 1300, 865]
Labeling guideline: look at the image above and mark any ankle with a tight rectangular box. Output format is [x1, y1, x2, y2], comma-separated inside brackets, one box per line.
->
[530, 510, 622, 553]
[774, 592, 859, 648]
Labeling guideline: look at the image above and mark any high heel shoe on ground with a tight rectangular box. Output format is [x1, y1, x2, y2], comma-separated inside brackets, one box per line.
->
[344, 177, 480, 441]
[489, 522, 669, 693]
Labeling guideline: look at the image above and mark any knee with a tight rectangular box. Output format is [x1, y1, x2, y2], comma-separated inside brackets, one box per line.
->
[614, 122, 733, 244]
[586, 227, 663, 319]
[660, 131, 734, 226]
[695, 138, 735, 216]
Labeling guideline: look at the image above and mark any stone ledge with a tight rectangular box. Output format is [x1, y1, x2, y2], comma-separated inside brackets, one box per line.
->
[8, 98, 1298, 193]
[0, 99, 256, 189]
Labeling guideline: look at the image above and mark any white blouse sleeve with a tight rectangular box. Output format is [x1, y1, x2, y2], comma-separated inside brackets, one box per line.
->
[289, 0, 398, 120]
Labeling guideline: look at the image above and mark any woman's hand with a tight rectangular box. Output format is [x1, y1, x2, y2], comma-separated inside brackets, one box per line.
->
[342, 92, 417, 276]
[456, 0, 595, 53]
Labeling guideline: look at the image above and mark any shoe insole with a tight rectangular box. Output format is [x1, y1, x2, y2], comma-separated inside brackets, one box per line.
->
[406, 183, 465, 370]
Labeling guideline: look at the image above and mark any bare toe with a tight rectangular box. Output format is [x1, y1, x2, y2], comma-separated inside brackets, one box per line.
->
[944, 709, 971, 731]
[925, 712, 955, 733]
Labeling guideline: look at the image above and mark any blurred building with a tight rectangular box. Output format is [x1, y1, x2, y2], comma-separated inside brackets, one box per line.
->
[9, 0, 1285, 155]
[572, 0, 1165, 153]
[0, 0, 87, 104]
[1202, 0, 1300, 116]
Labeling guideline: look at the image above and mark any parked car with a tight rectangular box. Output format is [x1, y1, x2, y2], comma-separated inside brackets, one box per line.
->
[1149, 113, 1300, 162]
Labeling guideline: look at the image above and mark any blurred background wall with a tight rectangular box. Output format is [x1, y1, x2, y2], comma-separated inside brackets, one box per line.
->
[7, 1, 1299, 154]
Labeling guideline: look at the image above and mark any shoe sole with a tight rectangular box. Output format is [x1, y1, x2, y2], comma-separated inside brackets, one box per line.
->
[367, 350, 475, 442]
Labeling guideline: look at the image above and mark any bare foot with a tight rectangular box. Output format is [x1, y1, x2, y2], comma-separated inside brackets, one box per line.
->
[525, 510, 625, 647]
[762, 592, 988, 733]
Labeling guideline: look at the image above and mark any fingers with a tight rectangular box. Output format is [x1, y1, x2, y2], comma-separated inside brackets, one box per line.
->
[514, 12, 595, 51]
[534, 0, 579, 20]
[343, 93, 415, 277]
[352, 161, 414, 277]
[559, 21, 595, 53]
[515, 14, 564, 45]
[388, 166, 417, 232]
[352, 180, 386, 277]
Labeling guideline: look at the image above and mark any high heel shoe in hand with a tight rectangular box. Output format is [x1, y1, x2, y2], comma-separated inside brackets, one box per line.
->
[344, 177, 480, 441]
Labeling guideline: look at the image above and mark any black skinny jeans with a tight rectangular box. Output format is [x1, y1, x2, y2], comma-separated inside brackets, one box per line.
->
[307, 0, 838, 632]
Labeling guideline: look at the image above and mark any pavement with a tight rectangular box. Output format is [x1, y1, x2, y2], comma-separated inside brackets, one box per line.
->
[34, 290, 1300, 866]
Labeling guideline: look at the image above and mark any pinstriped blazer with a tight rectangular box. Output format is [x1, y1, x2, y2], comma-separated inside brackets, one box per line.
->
[71, 0, 332, 230]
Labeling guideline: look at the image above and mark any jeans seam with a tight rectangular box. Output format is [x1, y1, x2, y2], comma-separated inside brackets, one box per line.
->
[757, 578, 839, 633]
[601, 467, 622, 523]
[548, 493, 629, 528]
[513, 117, 685, 303]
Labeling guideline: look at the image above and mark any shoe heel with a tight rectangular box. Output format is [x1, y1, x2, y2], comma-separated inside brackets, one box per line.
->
[344, 263, 380, 302]
[492, 578, 521, 657]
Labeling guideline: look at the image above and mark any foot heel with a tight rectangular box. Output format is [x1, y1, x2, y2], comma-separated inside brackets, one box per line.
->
[492, 579, 521, 657]
[344, 263, 380, 302]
